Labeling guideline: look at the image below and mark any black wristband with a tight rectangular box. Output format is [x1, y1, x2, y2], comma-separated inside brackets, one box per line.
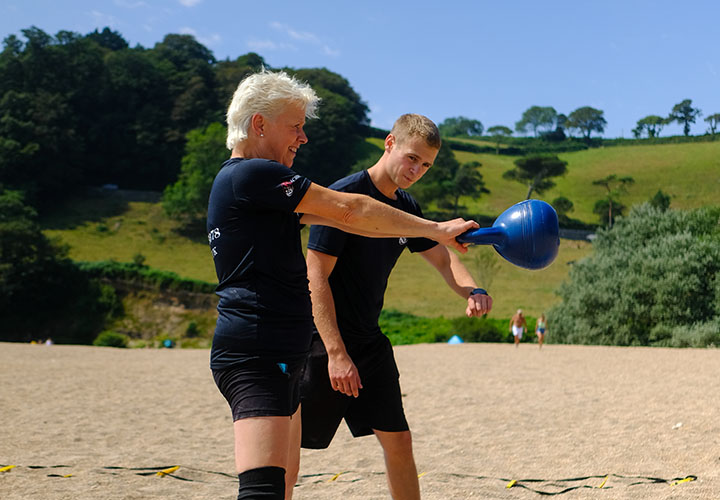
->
[469, 288, 488, 296]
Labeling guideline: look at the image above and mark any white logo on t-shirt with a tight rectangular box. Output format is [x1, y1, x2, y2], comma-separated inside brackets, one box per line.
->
[280, 175, 301, 197]
[398, 237, 408, 246]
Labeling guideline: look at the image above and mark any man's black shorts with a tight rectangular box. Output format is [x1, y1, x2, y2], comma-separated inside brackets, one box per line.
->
[299, 333, 408, 449]
[213, 357, 305, 421]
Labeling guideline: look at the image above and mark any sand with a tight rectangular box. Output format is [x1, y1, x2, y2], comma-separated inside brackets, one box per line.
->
[1, 341, 718, 499]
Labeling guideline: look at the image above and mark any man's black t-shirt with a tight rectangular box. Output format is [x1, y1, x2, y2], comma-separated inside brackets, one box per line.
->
[307, 170, 437, 343]
[207, 157, 313, 369]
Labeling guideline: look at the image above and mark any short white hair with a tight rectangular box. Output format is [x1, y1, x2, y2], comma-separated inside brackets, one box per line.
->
[226, 69, 320, 150]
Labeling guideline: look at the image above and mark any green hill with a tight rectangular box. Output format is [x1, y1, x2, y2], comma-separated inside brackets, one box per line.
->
[42, 140, 719, 321]
[450, 139, 720, 222]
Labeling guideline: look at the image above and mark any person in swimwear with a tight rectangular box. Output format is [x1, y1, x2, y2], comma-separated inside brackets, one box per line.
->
[535, 313, 548, 348]
[509, 309, 527, 347]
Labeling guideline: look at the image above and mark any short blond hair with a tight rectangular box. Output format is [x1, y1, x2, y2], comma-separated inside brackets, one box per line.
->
[226, 69, 320, 150]
[390, 114, 441, 149]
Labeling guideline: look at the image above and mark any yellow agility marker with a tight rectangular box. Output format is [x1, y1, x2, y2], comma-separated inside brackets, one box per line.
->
[670, 476, 696, 486]
[506, 479, 517, 488]
[0, 465, 17, 472]
[327, 471, 348, 482]
[597, 475, 608, 488]
[417, 472, 427, 478]
[156, 466, 179, 477]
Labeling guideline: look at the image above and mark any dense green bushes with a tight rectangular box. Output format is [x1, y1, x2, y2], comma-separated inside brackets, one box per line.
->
[93, 330, 129, 348]
[77, 260, 216, 293]
[379, 309, 524, 345]
[549, 204, 720, 346]
[1, 189, 121, 343]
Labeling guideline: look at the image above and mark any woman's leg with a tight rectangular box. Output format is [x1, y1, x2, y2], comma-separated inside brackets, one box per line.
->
[234, 415, 293, 499]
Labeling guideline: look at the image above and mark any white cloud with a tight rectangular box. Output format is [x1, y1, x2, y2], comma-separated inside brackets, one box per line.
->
[114, 0, 147, 8]
[268, 21, 339, 57]
[270, 22, 319, 43]
[179, 27, 221, 47]
[322, 45, 340, 57]
[90, 10, 119, 28]
[178, 0, 202, 6]
[247, 38, 297, 52]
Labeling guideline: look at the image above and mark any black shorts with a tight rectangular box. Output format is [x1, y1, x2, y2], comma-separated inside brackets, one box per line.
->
[299, 334, 408, 449]
[213, 357, 305, 421]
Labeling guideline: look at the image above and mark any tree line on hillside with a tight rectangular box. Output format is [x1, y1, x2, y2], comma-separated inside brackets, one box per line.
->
[439, 99, 719, 147]
[0, 26, 370, 214]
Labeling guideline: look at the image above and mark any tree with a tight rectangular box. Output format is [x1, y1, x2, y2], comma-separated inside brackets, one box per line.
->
[409, 144, 488, 214]
[438, 116, 484, 137]
[502, 154, 568, 199]
[288, 68, 370, 186]
[552, 196, 574, 218]
[487, 125, 512, 154]
[449, 161, 489, 216]
[0, 27, 105, 208]
[649, 189, 671, 212]
[704, 113, 720, 139]
[566, 106, 606, 140]
[409, 141, 459, 207]
[548, 204, 720, 347]
[153, 34, 221, 139]
[668, 99, 701, 136]
[162, 122, 227, 226]
[86, 27, 128, 51]
[633, 115, 668, 138]
[0, 189, 117, 343]
[592, 174, 634, 227]
[515, 106, 557, 137]
[215, 52, 267, 105]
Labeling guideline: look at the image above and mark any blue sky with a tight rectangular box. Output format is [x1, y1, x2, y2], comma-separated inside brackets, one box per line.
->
[2, 0, 719, 138]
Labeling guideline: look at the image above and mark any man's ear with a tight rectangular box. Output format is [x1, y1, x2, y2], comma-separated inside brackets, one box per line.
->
[384, 134, 396, 152]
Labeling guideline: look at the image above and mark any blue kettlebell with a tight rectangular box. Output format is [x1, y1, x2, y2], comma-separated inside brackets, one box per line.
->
[456, 200, 559, 270]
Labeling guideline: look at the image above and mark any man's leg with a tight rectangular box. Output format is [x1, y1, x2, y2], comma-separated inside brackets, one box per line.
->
[285, 406, 302, 498]
[374, 429, 420, 500]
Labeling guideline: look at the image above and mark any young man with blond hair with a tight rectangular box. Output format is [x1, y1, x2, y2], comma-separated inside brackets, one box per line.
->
[298, 114, 493, 499]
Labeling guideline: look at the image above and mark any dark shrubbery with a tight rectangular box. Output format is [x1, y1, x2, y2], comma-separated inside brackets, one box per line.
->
[379, 309, 521, 345]
[1, 189, 121, 344]
[93, 330, 129, 348]
[549, 204, 720, 347]
[77, 260, 216, 293]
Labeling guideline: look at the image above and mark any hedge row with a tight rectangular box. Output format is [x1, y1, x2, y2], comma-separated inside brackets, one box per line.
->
[77, 260, 216, 294]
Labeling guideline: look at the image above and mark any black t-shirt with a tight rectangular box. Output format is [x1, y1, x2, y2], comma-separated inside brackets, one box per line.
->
[307, 170, 437, 343]
[207, 157, 313, 369]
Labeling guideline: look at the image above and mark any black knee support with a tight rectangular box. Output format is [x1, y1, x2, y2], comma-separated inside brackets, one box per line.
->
[237, 466, 285, 499]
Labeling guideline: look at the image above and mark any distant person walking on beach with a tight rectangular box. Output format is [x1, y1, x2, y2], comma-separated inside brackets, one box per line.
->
[535, 313, 548, 348]
[509, 309, 527, 347]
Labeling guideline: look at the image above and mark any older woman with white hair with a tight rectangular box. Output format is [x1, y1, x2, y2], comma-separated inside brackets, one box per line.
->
[207, 69, 477, 499]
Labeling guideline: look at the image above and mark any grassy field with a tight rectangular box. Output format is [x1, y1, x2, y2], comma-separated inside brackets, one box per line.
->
[43, 188, 590, 319]
[43, 190, 218, 284]
[451, 140, 720, 223]
[41, 139, 719, 320]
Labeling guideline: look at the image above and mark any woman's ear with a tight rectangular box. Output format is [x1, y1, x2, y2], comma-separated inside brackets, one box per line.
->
[251, 113, 265, 138]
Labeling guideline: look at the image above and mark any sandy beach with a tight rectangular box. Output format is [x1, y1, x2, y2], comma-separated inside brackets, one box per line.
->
[1, 341, 717, 499]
